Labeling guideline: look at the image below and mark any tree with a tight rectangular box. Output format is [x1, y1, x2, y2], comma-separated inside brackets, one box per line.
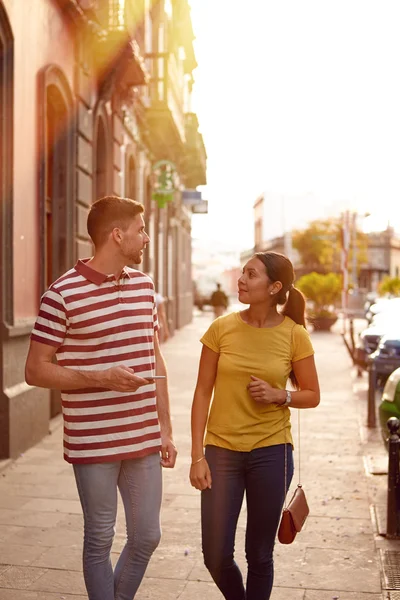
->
[292, 219, 341, 272]
[296, 272, 342, 317]
[378, 276, 400, 297]
[292, 218, 368, 275]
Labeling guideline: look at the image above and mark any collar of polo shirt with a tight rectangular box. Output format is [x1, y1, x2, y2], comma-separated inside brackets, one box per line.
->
[75, 259, 133, 285]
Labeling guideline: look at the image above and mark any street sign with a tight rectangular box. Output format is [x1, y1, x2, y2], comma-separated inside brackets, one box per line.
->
[182, 189, 202, 205]
[192, 200, 208, 214]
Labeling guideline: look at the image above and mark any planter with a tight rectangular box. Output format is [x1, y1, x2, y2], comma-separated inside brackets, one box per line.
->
[310, 315, 338, 332]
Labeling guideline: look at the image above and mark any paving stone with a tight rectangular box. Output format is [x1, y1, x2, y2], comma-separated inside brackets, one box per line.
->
[0, 472, 53, 486]
[7, 526, 82, 548]
[270, 588, 307, 600]
[135, 576, 186, 599]
[19, 498, 82, 515]
[0, 509, 66, 528]
[144, 551, 197, 580]
[160, 506, 200, 526]
[176, 580, 224, 599]
[288, 515, 375, 550]
[167, 494, 201, 510]
[0, 496, 31, 510]
[0, 565, 48, 589]
[27, 569, 86, 595]
[0, 544, 48, 567]
[32, 545, 82, 571]
[3, 463, 65, 476]
[0, 592, 85, 599]
[274, 547, 381, 593]
[0, 525, 24, 544]
[305, 592, 382, 600]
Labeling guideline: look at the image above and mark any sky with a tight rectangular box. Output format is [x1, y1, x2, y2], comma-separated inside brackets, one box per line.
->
[188, 0, 400, 251]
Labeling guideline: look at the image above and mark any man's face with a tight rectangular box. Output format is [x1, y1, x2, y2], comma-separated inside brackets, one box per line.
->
[118, 213, 150, 264]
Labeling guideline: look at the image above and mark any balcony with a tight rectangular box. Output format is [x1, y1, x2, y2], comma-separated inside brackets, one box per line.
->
[94, 0, 148, 92]
[144, 52, 186, 162]
[182, 112, 207, 188]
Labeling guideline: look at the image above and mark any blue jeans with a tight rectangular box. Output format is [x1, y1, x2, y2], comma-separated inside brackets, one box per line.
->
[73, 453, 162, 600]
[201, 444, 294, 600]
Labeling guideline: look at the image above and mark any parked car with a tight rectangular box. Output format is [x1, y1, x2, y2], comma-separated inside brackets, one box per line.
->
[353, 312, 398, 374]
[378, 367, 400, 445]
[365, 297, 400, 324]
[368, 331, 400, 388]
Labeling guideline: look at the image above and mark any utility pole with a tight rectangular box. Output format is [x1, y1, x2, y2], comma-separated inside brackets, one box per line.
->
[341, 210, 350, 334]
[352, 211, 358, 296]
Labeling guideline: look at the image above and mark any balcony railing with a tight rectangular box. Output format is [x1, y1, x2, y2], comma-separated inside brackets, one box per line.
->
[94, 0, 148, 89]
[144, 51, 186, 156]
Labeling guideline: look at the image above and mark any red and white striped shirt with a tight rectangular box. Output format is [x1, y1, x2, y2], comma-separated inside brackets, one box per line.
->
[31, 259, 162, 464]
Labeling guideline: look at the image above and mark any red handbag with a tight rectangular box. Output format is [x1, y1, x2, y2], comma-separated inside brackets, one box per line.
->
[278, 484, 309, 544]
[278, 412, 309, 544]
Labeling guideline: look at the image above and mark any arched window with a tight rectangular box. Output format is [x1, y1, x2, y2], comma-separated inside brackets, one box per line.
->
[93, 105, 111, 202]
[38, 66, 74, 418]
[0, 6, 14, 325]
[38, 66, 74, 293]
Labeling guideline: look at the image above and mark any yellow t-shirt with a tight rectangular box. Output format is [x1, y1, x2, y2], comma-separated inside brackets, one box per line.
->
[200, 312, 314, 452]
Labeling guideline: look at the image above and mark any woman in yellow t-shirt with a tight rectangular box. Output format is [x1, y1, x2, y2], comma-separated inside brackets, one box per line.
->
[189, 251, 320, 600]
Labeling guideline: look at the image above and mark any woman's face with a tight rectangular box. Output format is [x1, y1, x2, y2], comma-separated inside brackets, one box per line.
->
[238, 257, 280, 305]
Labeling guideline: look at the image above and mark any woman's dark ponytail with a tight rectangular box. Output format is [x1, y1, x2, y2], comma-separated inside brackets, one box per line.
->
[281, 287, 307, 390]
[281, 286, 306, 328]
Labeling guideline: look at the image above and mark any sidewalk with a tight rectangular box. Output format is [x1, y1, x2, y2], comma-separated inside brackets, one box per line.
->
[0, 309, 396, 599]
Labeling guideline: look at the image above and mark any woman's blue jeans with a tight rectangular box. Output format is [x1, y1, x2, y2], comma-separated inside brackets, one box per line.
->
[201, 444, 293, 600]
[73, 452, 162, 600]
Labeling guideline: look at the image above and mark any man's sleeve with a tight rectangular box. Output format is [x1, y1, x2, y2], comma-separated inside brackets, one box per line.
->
[31, 288, 67, 348]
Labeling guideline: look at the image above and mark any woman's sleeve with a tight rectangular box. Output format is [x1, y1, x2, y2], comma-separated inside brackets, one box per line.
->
[200, 318, 220, 353]
[292, 324, 315, 362]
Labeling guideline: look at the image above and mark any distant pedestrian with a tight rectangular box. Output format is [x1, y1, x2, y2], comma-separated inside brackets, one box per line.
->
[25, 195, 177, 600]
[189, 251, 320, 600]
[155, 291, 170, 342]
[210, 282, 229, 318]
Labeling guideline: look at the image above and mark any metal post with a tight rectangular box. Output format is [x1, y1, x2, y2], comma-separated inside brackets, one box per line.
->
[386, 417, 400, 539]
[349, 318, 355, 353]
[367, 361, 376, 428]
[341, 210, 350, 335]
[351, 211, 358, 295]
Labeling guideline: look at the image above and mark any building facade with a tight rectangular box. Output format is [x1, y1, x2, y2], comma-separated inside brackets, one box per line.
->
[0, 0, 207, 459]
[242, 193, 400, 295]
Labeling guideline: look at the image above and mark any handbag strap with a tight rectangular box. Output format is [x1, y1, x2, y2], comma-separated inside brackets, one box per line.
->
[283, 412, 301, 508]
[283, 323, 302, 508]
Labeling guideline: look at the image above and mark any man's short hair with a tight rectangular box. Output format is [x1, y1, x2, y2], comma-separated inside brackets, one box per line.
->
[87, 196, 144, 247]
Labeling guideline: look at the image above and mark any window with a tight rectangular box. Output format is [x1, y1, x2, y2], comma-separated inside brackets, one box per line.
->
[38, 66, 74, 293]
[0, 6, 13, 324]
[93, 105, 111, 202]
[95, 118, 108, 200]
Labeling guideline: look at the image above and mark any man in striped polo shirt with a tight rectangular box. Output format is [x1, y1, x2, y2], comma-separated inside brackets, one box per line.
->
[25, 196, 177, 600]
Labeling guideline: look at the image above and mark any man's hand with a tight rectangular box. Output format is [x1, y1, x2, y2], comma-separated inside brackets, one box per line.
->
[160, 433, 177, 468]
[99, 366, 150, 392]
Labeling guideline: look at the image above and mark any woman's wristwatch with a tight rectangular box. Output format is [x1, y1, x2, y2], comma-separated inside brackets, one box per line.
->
[281, 390, 292, 407]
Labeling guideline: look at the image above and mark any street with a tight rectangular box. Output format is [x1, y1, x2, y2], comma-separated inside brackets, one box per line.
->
[0, 308, 397, 599]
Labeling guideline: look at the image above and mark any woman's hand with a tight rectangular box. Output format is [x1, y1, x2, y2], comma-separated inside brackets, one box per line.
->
[247, 375, 283, 405]
[189, 457, 212, 490]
